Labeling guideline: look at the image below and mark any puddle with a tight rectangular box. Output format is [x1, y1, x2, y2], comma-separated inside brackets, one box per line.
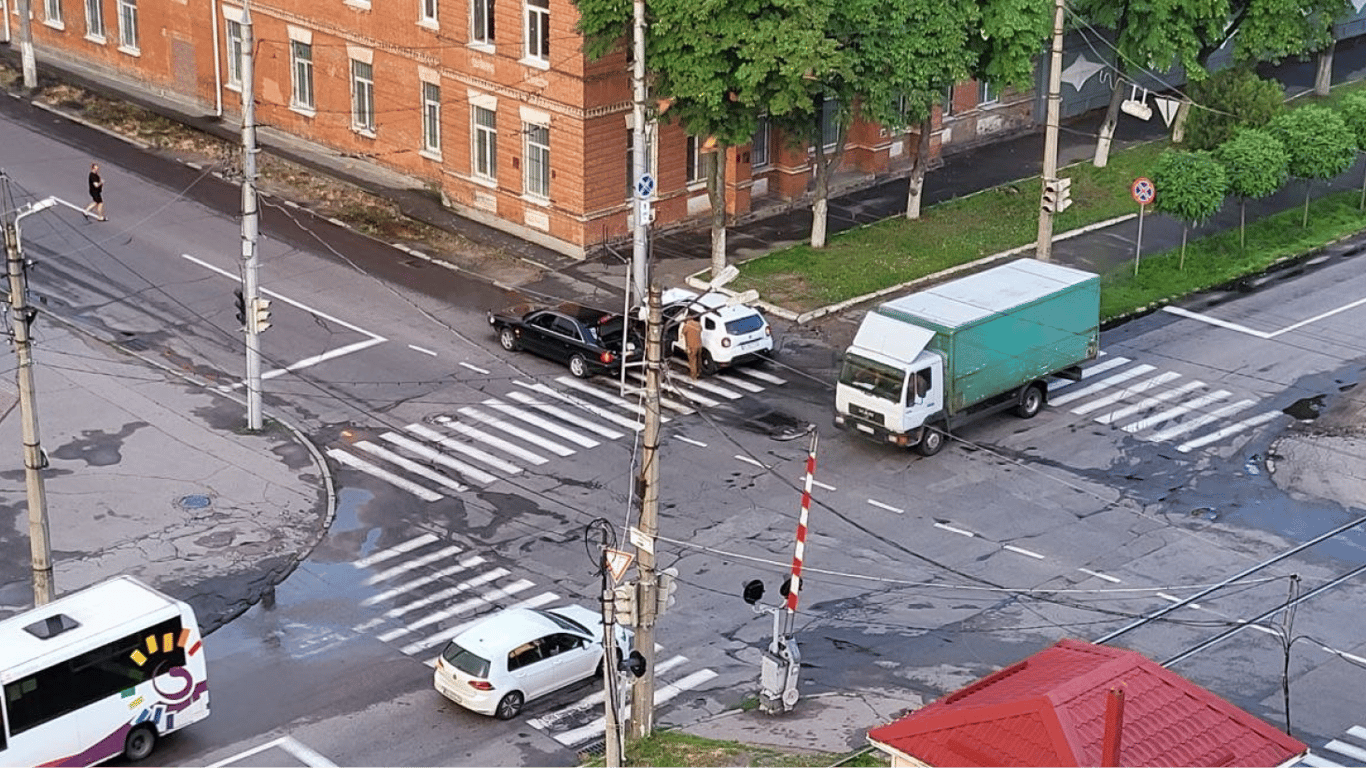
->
[1283, 395, 1325, 421]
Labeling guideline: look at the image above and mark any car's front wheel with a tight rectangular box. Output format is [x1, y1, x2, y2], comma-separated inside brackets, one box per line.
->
[495, 691, 524, 720]
[499, 327, 520, 352]
[700, 351, 719, 376]
[569, 354, 591, 378]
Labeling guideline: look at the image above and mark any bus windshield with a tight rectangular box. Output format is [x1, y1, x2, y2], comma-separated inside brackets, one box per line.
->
[839, 354, 905, 402]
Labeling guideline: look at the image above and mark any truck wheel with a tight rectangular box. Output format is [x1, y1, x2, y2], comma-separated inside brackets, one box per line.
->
[1016, 384, 1045, 419]
[916, 427, 945, 457]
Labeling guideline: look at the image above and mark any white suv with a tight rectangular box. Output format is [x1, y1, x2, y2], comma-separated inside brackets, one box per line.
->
[661, 288, 773, 375]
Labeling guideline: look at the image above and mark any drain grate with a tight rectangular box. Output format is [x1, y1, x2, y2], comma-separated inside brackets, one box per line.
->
[577, 739, 606, 761]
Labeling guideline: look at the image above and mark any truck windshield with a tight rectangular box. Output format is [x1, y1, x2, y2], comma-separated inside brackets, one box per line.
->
[839, 354, 904, 402]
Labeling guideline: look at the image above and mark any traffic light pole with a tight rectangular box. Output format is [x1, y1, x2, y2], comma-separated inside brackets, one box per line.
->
[1035, 0, 1065, 262]
[239, 0, 265, 431]
[629, 285, 662, 739]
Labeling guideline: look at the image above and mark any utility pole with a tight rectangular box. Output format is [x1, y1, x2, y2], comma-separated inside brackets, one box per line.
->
[2, 173, 54, 605]
[1035, 0, 1065, 262]
[629, 0, 650, 302]
[239, 0, 264, 430]
[629, 284, 662, 739]
[16, 0, 37, 90]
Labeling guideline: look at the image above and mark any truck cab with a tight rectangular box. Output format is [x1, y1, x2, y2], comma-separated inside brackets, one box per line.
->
[835, 318, 948, 453]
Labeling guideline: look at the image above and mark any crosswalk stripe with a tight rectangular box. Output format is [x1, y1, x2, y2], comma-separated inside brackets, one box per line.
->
[527, 655, 692, 730]
[419, 592, 561, 666]
[505, 389, 626, 439]
[483, 398, 600, 448]
[352, 533, 439, 569]
[1049, 356, 1132, 392]
[436, 417, 549, 465]
[1325, 740, 1366, 763]
[1347, 726, 1366, 742]
[1176, 410, 1280, 452]
[364, 545, 464, 585]
[356, 440, 469, 493]
[713, 372, 764, 392]
[383, 578, 536, 644]
[734, 366, 786, 385]
[326, 449, 443, 502]
[665, 372, 742, 400]
[361, 555, 486, 606]
[402, 424, 524, 475]
[458, 406, 576, 456]
[625, 370, 714, 409]
[1094, 381, 1204, 425]
[1120, 390, 1231, 433]
[1049, 364, 1156, 406]
[558, 376, 667, 420]
[1070, 371, 1182, 415]
[383, 568, 509, 618]
[398, 586, 551, 655]
[1299, 753, 1344, 767]
[523, 379, 644, 430]
[380, 431, 502, 484]
[555, 669, 720, 746]
[1145, 398, 1253, 442]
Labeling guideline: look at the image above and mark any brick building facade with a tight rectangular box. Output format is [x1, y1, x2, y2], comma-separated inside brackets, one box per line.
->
[6, 0, 1033, 257]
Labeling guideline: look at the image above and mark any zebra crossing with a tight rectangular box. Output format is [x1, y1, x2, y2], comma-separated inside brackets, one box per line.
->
[1291, 724, 1366, 767]
[349, 532, 718, 748]
[1047, 354, 1284, 453]
[325, 362, 787, 501]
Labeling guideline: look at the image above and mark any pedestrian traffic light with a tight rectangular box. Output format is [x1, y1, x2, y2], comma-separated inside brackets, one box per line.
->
[234, 288, 246, 326]
[251, 297, 272, 334]
[612, 582, 637, 626]
[1041, 177, 1073, 214]
[656, 567, 679, 615]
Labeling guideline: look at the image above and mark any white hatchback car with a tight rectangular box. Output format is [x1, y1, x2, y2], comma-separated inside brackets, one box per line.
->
[433, 604, 630, 719]
[661, 288, 773, 375]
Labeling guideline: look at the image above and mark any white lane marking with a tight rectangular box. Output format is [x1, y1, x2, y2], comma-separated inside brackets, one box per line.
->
[327, 449, 442, 502]
[379, 431, 500, 485]
[356, 441, 468, 493]
[554, 669, 719, 746]
[1156, 592, 1201, 609]
[1094, 381, 1204, 425]
[1121, 390, 1231, 433]
[505, 390, 624, 440]
[1144, 398, 1253, 442]
[735, 454, 768, 469]
[669, 373, 742, 400]
[1003, 545, 1045, 560]
[1048, 356, 1131, 392]
[352, 533, 438, 569]
[934, 522, 974, 537]
[1176, 410, 1280, 452]
[1326, 740, 1366, 764]
[1048, 364, 1156, 406]
[409, 344, 437, 356]
[437, 417, 549, 465]
[460, 361, 491, 375]
[1077, 568, 1121, 584]
[456, 406, 575, 457]
[402, 590, 556, 655]
[1299, 752, 1347, 767]
[483, 398, 599, 448]
[208, 737, 338, 768]
[383, 568, 510, 618]
[735, 367, 787, 385]
[382, 578, 535, 643]
[1237, 619, 1279, 636]
[361, 555, 486, 606]
[810, 479, 836, 491]
[404, 423, 524, 474]
[516, 381, 643, 432]
[1070, 371, 1182, 415]
[713, 372, 763, 392]
[364, 545, 464, 585]
[674, 435, 707, 447]
[867, 499, 904, 514]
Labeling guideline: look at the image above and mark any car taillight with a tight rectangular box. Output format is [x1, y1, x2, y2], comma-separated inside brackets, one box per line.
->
[600, 351, 615, 364]
[765, 326, 771, 336]
[469, 680, 494, 691]
[721, 337, 731, 347]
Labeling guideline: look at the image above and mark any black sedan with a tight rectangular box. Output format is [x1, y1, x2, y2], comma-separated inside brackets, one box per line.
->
[488, 304, 640, 378]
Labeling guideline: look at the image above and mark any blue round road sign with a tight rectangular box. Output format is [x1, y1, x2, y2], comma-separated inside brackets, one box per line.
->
[635, 173, 656, 199]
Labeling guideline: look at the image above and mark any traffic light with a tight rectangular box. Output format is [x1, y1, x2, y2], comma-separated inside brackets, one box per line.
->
[251, 297, 272, 334]
[620, 649, 647, 678]
[234, 288, 246, 326]
[656, 567, 679, 615]
[612, 582, 637, 626]
[1041, 177, 1073, 214]
[742, 579, 765, 605]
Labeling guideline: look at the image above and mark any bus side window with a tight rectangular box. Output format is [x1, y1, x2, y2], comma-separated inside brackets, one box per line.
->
[907, 369, 931, 405]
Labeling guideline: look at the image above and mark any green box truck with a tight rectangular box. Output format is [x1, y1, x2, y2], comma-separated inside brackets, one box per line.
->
[834, 259, 1100, 455]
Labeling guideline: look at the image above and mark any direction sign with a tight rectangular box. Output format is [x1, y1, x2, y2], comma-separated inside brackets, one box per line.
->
[1131, 177, 1155, 206]
[635, 173, 656, 199]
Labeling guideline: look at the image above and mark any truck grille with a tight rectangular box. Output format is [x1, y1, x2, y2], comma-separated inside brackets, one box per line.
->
[849, 404, 883, 425]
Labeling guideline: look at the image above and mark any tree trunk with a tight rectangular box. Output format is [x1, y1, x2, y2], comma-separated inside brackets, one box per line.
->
[1303, 180, 1311, 227]
[706, 148, 727, 278]
[905, 117, 933, 220]
[1180, 226, 1188, 270]
[809, 130, 840, 249]
[1316, 41, 1336, 97]
[1170, 100, 1192, 144]
[1093, 77, 1125, 168]
[1240, 199, 1246, 250]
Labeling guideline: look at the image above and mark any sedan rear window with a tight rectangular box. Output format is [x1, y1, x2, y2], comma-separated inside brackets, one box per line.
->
[725, 315, 765, 335]
[441, 642, 491, 678]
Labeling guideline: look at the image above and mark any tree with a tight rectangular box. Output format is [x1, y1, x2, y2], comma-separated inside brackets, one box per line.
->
[1336, 91, 1366, 210]
[1212, 128, 1287, 248]
[1266, 105, 1357, 226]
[1150, 150, 1227, 268]
[1183, 67, 1285, 151]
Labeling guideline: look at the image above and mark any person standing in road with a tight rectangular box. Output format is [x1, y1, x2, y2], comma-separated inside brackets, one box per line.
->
[682, 315, 703, 379]
[84, 162, 106, 221]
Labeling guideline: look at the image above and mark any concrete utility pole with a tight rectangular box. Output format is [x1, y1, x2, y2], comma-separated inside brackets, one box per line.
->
[629, 284, 663, 739]
[1035, 0, 1065, 262]
[629, 0, 650, 302]
[16, 0, 37, 90]
[239, 0, 265, 431]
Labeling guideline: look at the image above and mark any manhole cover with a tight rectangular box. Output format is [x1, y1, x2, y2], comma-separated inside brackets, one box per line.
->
[179, 494, 212, 510]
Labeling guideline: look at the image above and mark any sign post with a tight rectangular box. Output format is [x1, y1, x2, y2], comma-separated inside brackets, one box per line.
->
[1130, 177, 1155, 276]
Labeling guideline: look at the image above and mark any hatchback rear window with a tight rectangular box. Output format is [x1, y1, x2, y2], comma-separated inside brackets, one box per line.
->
[441, 642, 491, 678]
[725, 315, 765, 335]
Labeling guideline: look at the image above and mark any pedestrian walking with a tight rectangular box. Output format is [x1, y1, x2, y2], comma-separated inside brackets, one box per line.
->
[84, 162, 106, 221]
[682, 316, 703, 379]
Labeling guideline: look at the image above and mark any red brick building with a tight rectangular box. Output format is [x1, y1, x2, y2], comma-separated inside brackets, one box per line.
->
[9, 0, 1033, 257]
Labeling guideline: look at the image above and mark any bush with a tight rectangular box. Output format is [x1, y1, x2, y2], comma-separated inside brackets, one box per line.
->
[1184, 67, 1285, 151]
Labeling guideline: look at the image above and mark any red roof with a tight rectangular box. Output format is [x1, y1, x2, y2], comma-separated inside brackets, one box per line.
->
[867, 639, 1305, 767]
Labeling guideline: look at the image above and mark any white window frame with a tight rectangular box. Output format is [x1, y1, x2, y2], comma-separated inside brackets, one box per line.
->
[351, 59, 376, 135]
[419, 0, 438, 28]
[44, 0, 63, 29]
[291, 40, 315, 112]
[472, 105, 498, 181]
[421, 81, 442, 158]
[84, 0, 104, 39]
[523, 121, 550, 200]
[116, 0, 137, 53]
[470, 0, 494, 46]
[686, 135, 710, 186]
[978, 80, 997, 106]
[820, 98, 840, 150]
[224, 19, 244, 89]
[751, 116, 770, 169]
[524, 0, 549, 66]
[942, 85, 954, 117]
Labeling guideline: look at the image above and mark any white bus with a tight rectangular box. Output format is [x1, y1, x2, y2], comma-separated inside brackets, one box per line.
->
[0, 575, 210, 766]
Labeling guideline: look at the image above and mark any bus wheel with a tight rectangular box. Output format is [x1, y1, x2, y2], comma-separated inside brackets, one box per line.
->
[123, 724, 158, 762]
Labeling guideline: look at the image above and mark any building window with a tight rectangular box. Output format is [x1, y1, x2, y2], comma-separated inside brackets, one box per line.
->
[525, 0, 549, 62]
[422, 82, 442, 155]
[523, 122, 550, 199]
[471, 0, 494, 43]
[751, 116, 770, 169]
[291, 41, 314, 110]
[225, 19, 243, 88]
[686, 135, 711, 184]
[116, 0, 137, 50]
[44, 0, 61, 25]
[84, 0, 104, 38]
[820, 98, 839, 149]
[978, 80, 997, 106]
[352, 60, 376, 133]
[420, 0, 437, 25]
[473, 106, 497, 180]
[942, 85, 954, 117]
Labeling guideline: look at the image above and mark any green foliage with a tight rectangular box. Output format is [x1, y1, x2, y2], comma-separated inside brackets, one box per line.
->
[1337, 91, 1366, 151]
[1234, 0, 1350, 64]
[1213, 129, 1287, 201]
[851, 0, 977, 130]
[1267, 104, 1358, 181]
[1150, 150, 1227, 225]
[1070, 0, 1226, 81]
[571, 0, 631, 60]
[969, 0, 1053, 89]
[1183, 67, 1285, 151]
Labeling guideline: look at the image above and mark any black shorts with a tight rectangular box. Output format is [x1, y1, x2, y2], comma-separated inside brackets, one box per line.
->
[90, 190, 103, 204]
